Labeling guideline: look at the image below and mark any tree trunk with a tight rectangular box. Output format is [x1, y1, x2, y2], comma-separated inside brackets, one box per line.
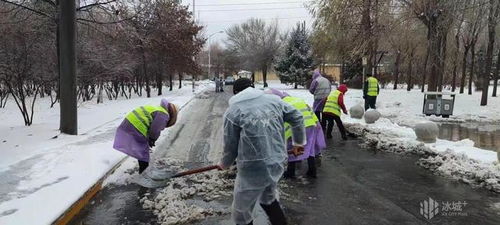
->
[469, 43, 476, 95]
[452, 36, 460, 92]
[169, 71, 173, 91]
[481, 0, 499, 105]
[437, 33, 448, 92]
[156, 72, 162, 96]
[294, 72, 298, 89]
[423, 10, 450, 93]
[178, 72, 182, 89]
[493, 48, 500, 97]
[407, 54, 414, 91]
[141, 49, 151, 98]
[394, 51, 401, 90]
[340, 62, 345, 84]
[362, 0, 374, 75]
[460, 46, 470, 94]
[262, 65, 268, 88]
[421, 47, 429, 92]
[59, 0, 77, 135]
[145, 72, 151, 98]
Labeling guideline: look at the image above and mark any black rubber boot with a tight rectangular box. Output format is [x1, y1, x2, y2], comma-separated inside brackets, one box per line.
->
[306, 156, 317, 178]
[260, 200, 287, 225]
[138, 160, 149, 174]
[283, 162, 296, 179]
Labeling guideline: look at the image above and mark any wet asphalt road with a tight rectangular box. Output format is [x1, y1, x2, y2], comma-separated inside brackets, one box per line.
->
[70, 86, 500, 225]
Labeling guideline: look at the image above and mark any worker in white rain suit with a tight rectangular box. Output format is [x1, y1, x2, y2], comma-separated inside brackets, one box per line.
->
[218, 78, 306, 225]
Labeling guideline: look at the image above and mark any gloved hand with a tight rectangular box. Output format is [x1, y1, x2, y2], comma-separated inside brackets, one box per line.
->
[288, 145, 304, 156]
[148, 138, 156, 148]
[343, 110, 348, 115]
[217, 162, 227, 170]
[217, 164, 224, 170]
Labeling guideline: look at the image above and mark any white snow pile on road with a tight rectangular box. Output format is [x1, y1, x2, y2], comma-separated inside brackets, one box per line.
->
[418, 150, 500, 191]
[346, 119, 500, 193]
[140, 162, 234, 225]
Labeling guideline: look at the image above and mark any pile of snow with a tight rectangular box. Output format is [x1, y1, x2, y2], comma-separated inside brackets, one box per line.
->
[418, 150, 500, 192]
[346, 121, 500, 193]
[140, 162, 234, 224]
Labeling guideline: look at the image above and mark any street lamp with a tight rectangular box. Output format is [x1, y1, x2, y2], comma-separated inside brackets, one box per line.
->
[208, 31, 224, 79]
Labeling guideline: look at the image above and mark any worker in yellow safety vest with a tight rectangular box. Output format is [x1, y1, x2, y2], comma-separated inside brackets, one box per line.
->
[322, 84, 349, 140]
[266, 88, 326, 178]
[113, 99, 178, 173]
[363, 73, 379, 110]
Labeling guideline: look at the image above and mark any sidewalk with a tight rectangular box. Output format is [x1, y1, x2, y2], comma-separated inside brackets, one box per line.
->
[0, 81, 211, 224]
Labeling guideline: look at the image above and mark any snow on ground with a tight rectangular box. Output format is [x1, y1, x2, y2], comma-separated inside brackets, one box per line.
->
[258, 80, 500, 192]
[140, 159, 234, 225]
[0, 81, 211, 224]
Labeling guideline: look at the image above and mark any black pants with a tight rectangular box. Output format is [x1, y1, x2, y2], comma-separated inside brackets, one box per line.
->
[322, 113, 346, 138]
[365, 96, 377, 110]
[286, 156, 317, 177]
[314, 111, 322, 123]
[138, 160, 149, 174]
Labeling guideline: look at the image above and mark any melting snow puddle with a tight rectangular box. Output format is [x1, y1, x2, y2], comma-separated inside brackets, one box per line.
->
[438, 122, 500, 153]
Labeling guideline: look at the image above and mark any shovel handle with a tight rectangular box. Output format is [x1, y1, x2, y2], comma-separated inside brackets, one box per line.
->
[172, 165, 220, 178]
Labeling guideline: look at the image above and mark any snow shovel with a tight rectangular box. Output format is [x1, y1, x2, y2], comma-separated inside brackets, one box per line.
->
[135, 165, 220, 188]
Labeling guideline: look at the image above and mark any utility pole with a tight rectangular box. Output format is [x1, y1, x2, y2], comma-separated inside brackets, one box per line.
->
[59, 0, 77, 135]
[192, 0, 196, 92]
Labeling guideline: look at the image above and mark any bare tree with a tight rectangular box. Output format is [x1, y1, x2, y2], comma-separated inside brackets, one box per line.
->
[480, 0, 500, 105]
[226, 18, 281, 87]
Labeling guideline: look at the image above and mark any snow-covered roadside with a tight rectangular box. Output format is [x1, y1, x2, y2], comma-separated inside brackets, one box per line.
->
[261, 81, 500, 192]
[0, 81, 212, 225]
[346, 120, 500, 192]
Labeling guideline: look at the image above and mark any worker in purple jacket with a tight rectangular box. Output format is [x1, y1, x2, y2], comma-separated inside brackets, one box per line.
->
[113, 99, 178, 173]
[309, 70, 331, 125]
[266, 88, 326, 178]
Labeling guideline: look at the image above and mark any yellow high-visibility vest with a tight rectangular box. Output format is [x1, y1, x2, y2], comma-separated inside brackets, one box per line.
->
[126, 105, 168, 137]
[323, 90, 342, 116]
[367, 77, 379, 96]
[283, 96, 318, 140]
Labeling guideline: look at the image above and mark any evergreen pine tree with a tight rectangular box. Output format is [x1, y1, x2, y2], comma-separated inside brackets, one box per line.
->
[274, 22, 314, 89]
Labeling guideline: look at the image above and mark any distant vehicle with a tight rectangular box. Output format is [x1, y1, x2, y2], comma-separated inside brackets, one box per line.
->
[225, 76, 235, 85]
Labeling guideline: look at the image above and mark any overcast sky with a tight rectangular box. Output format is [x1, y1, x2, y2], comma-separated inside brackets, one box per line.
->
[180, 0, 314, 46]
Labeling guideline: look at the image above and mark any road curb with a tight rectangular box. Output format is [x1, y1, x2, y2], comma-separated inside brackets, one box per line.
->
[52, 90, 203, 225]
[52, 156, 128, 225]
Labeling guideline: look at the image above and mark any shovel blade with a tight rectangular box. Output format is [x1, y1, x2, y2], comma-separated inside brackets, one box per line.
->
[133, 167, 176, 188]
[134, 173, 171, 188]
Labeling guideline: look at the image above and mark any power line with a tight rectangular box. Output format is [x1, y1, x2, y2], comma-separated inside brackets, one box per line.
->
[203, 16, 311, 24]
[196, 1, 311, 7]
[199, 6, 305, 12]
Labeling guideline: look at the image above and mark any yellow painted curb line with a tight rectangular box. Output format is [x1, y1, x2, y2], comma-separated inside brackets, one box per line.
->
[52, 156, 129, 225]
